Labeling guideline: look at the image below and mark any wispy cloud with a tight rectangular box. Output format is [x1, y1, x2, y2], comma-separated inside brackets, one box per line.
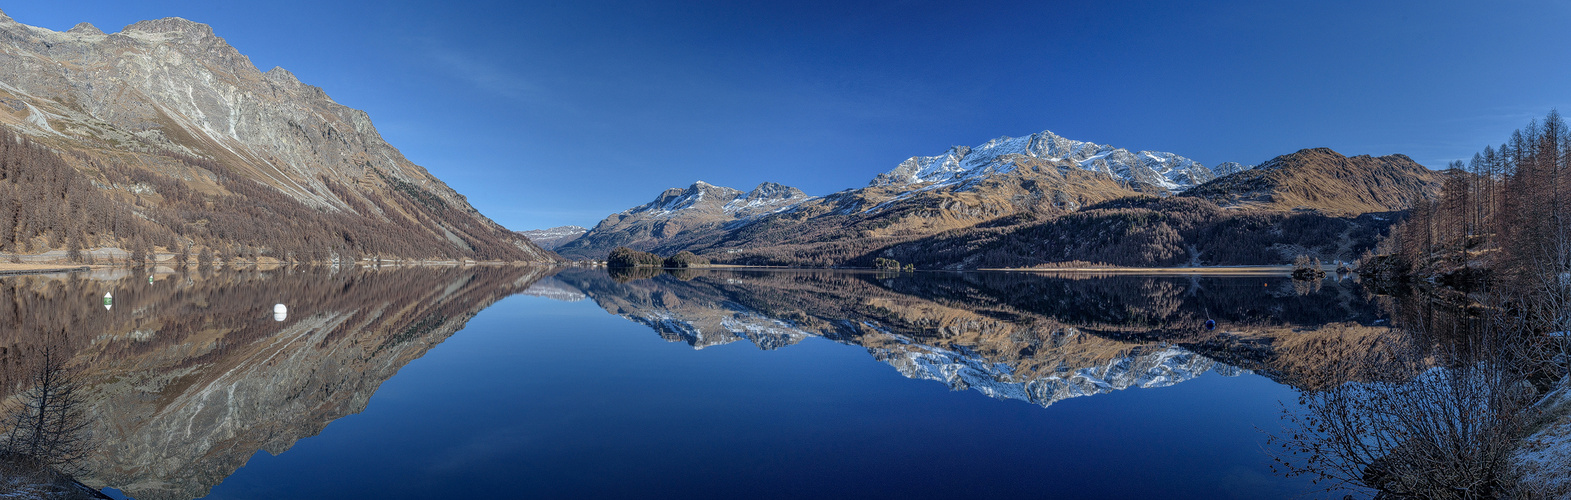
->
[421, 43, 552, 108]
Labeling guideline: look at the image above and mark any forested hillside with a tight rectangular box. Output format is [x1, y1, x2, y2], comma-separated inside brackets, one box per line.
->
[0, 12, 555, 263]
[878, 196, 1398, 269]
[1374, 110, 1571, 289]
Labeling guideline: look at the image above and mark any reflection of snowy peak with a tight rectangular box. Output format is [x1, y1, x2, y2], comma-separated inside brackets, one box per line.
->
[870, 130, 1233, 192]
[873, 338, 1243, 408]
[622, 308, 814, 350]
[565, 266, 1247, 409]
[519, 276, 587, 301]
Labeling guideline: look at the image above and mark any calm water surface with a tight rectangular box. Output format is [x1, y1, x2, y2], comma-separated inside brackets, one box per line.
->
[0, 267, 1387, 499]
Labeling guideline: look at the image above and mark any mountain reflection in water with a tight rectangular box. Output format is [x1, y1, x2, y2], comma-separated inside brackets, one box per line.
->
[0, 266, 553, 500]
[0, 266, 1396, 499]
[559, 268, 1401, 408]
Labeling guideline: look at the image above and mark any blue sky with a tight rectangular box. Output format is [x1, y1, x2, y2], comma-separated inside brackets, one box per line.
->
[6, 1, 1570, 230]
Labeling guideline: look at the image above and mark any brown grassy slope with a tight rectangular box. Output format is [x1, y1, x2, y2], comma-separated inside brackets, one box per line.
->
[1184, 147, 1440, 215]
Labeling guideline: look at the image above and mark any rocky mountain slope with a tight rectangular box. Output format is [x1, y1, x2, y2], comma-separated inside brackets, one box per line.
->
[519, 225, 588, 250]
[557, 131, 1235, 262]
[0, 11, 554, 262]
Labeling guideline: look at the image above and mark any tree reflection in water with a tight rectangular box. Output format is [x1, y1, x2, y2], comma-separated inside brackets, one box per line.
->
[0, 265, 554, 500]
[1270, 289, 1550, 498]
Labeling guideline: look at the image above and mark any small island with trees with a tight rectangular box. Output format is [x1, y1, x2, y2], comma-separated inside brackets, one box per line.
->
[607, 247, 711, 269]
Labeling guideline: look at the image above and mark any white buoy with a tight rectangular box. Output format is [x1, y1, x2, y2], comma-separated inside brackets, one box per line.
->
[103, 292, 113, 311]
[273, 303, 287, 322]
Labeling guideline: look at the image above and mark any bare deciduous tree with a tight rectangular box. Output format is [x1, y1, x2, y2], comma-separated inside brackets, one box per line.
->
[0, 348, 94, 476]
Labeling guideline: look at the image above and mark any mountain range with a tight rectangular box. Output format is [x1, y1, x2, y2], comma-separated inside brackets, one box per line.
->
[518, 226, 589, 250]
[554, 129, 1439, 267]
[0, 11, 555, 263]
[555, 130, 1231, 261]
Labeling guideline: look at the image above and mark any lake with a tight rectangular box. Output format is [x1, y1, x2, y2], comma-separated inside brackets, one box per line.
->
[0, 266, 1390, 499]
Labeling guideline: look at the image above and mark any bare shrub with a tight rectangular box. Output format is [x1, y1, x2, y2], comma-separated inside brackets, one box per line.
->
[1268, 328, 1535, 499]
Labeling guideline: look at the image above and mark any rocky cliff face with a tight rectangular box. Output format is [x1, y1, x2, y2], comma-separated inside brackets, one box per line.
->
[0, 10, 553, 261]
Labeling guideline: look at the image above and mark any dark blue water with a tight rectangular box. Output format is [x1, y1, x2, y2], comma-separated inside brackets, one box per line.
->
[2, 267, 1376, 499]
[198, 292, 1310, 499]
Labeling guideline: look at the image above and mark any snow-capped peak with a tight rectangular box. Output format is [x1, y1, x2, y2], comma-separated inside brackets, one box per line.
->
[870, 130, 1236, 192]
[626, 181, 808, 217]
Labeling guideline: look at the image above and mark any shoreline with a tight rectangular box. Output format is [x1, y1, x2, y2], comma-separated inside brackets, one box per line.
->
[0, 263, 93, 276]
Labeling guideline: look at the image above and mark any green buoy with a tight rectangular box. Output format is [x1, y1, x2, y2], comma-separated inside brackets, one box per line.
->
[103, 292, 113, 311]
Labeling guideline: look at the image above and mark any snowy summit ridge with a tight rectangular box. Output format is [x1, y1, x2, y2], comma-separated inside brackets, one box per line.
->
[870, 130, 1240, 192]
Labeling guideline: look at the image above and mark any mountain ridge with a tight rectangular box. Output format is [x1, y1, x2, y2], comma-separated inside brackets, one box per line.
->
[519, 225, 588, 250]
[1184, 147, 1439, 214]
[556, 130, 1241, 261]
[560, 142, 1435, 268]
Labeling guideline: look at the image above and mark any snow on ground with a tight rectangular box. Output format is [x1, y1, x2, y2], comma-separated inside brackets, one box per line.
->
[1517, 376, 1571, 496]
